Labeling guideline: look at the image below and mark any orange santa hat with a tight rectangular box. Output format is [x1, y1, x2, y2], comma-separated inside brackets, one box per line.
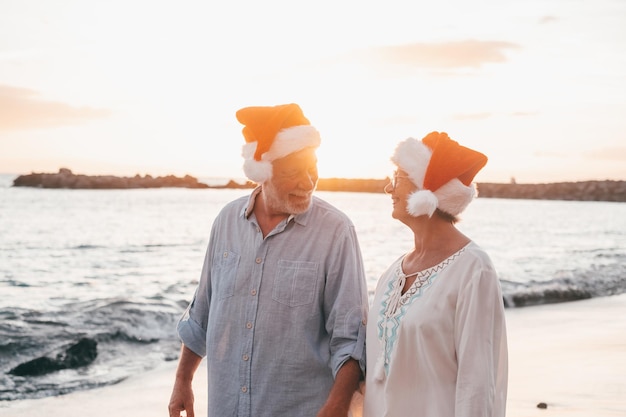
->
[391, 131, 488, 217]
[236, 103, 321, 183]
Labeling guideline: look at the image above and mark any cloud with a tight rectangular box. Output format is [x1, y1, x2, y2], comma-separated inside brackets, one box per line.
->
[453, 112, 493, 121]
[452, 111, 538, 121]
[0, 85, 110, 132]
[532, 150, 567, 158]
[374, 114, 422, 126]
[534, 147, 626, 162]
[364, 40, 521, 69]
[510, 111, 539, 117]
[539, 16, 558, 24]
[584, 147, 626, 161]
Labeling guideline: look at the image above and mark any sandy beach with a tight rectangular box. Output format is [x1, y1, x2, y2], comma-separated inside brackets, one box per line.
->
[2, 294, 625, 417]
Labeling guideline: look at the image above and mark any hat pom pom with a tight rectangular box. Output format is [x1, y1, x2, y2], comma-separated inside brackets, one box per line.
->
[242, 142, 272, 183]
[406, 190, 438, 217]
[243, 159, 272, 184]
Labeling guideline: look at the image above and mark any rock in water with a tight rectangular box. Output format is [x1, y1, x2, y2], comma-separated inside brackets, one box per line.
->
[8, 357, 64, 376]
[9, 338, 98, 376]
[59, 338, 98, 368]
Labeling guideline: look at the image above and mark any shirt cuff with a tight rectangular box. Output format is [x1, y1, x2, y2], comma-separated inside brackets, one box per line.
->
[331, 318, 366, 378]
[177, 316, 207, 358]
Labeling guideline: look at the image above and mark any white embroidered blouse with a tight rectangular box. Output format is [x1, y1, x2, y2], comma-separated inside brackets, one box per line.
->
[364, 241, 508, 417]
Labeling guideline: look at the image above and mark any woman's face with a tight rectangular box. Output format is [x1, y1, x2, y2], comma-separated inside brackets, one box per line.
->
[385, 169, 416, 220]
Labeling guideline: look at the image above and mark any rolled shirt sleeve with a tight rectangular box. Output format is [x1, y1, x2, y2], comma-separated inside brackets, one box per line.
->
[177, 222, 217, 358]
[324, 223, 368, 377]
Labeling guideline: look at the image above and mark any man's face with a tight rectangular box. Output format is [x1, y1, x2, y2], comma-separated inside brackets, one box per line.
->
[263, 147, 319, 215]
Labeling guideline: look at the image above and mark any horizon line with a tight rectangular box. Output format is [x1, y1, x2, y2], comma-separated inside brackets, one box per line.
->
[2, 171, 624, 186]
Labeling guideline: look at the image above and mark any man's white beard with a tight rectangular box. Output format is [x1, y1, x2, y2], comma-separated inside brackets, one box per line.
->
[263, 180, 313, 215]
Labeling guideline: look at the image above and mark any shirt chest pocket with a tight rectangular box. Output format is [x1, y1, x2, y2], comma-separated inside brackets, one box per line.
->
[272, 260, 319, 307]
[212, 250, 240, 300]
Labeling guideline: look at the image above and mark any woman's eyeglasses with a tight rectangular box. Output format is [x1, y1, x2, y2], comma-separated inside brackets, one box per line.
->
[391, 172, 410, 191]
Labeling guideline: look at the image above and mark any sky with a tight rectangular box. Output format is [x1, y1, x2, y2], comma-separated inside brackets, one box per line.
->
[1, 0, 625, 184]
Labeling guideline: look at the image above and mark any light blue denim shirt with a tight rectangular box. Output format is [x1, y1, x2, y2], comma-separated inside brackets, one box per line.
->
[178, 188, 368, 417]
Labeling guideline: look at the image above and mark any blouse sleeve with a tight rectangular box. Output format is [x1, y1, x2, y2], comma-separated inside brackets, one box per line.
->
[454, 256, 508, 417]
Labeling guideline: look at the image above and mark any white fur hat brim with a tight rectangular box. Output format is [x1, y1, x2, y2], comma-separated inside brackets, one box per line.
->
[392, 137, 478, 217]
[434, 178, 477, 216]
[242, 125, 321, 183]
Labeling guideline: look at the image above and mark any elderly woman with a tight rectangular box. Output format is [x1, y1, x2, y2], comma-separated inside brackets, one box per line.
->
[363, 132, 508, 417]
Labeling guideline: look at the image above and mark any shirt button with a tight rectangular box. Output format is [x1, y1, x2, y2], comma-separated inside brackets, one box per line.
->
[242, 386, 248, 393]
[246, 322, 253, 329]
[223, 252, 228, 258]
[251, 289, 257, 296]
[255, 257, 262, 264]
[242, 354, 249, 361]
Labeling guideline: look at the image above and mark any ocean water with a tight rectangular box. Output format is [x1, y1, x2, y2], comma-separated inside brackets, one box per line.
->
[0, 174, 625, 401]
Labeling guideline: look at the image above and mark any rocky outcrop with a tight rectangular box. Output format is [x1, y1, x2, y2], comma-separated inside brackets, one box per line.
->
[317, 178, 389, 193]
[318, 178, 626, 202]
[11, 169, 626, 202]
[13, 168, 209, 189]
[209, 179, 256, 189]
[476, 181, 626, 202]
[314, 178, 626, 202]
[9, 338, 98, 376]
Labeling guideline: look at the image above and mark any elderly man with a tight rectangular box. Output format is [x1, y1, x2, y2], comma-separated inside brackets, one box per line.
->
[168, 103, 368, 417]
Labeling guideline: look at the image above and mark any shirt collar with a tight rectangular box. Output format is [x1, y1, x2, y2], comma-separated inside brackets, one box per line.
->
[243, 186, 262, 219]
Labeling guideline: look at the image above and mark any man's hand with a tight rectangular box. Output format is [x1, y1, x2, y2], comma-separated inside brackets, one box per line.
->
[168, 380, 195, 417]
[316, 359, 362, 417]
[168, 345, 203, 417]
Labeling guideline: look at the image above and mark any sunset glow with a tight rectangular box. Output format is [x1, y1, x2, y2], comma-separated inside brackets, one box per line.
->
[1, 0, 625, 183]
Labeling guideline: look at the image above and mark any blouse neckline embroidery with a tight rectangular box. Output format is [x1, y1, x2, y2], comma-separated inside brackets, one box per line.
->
[374, 244, 469, 381]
